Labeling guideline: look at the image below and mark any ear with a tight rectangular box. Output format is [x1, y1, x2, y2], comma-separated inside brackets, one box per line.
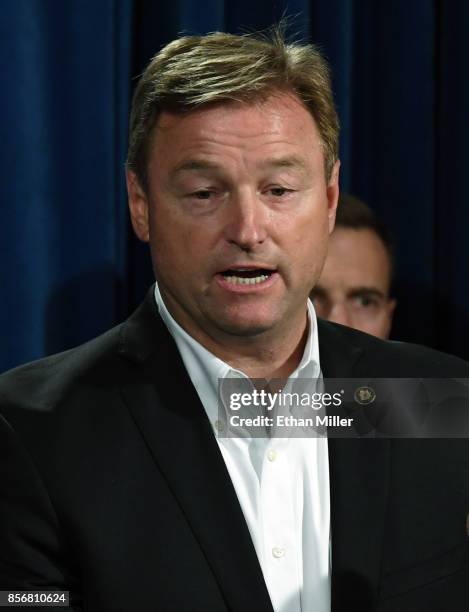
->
[326, 159, 340, 235]
[126, 169, 150, 242]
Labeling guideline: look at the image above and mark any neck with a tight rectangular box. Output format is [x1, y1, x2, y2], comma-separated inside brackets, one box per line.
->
[212, 317, 309, 379]
[159, 288, 309, 379]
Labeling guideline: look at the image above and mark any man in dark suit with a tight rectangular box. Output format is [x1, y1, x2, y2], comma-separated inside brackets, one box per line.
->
[1, 28, 469, 611]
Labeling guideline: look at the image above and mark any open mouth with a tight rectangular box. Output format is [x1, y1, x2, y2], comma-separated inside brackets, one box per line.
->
[220, 268, 275, 285]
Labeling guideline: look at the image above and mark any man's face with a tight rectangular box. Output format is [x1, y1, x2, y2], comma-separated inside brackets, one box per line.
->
[311, 227, 396, 339]
[127, 93, 339, 345]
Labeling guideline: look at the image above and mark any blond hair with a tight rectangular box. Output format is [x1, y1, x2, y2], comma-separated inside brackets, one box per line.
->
[127, 28, 339, 188]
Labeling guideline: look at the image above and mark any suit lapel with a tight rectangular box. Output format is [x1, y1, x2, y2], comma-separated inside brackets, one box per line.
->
[118, 289, 273, 612]
[117, 292, 390, 610]
[318, 320, 391, 608]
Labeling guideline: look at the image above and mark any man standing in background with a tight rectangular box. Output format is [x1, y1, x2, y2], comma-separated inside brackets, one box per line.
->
[311, 194, 396, 339]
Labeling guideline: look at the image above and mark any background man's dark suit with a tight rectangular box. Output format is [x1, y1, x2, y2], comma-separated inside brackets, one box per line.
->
[1, 287, 469, 611]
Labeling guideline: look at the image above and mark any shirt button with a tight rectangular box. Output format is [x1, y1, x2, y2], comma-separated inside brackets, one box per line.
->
[272, 547, 285, 559]
[267, 449, 277, 462]
[214, 420, 225, 433]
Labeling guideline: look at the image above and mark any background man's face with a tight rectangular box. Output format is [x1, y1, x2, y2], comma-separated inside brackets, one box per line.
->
[311, 227, 396, 339]
[128, 93, 339, 344]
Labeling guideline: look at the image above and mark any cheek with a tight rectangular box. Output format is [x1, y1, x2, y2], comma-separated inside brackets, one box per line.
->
[149, 218, 184, 276]
[364, 313, 390, 338]
[289, 217, 329, 272]
[151, 219, 212, 278]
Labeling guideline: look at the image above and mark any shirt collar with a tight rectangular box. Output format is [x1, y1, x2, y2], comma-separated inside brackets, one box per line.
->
[153, 282, 321, 422]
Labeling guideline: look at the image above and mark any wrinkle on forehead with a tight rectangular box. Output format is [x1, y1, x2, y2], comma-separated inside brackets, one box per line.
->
[171, 154, 310, 178]
[154, 92, 322, 146]
[150, 93, 323, 169]
[147, 91, 328, 190]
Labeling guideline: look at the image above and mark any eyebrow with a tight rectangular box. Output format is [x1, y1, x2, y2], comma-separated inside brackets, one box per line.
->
[171, 155, 308, 177]
[347, 288, 387, 300]
[171, 159, 221, 176]
[260, 155, 308, 171]
[311, 286, 387, 300]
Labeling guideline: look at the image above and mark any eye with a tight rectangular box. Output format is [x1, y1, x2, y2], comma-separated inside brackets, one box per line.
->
[353, 295, 380, 309]
[267, 186, 293, 197]
[191, 190, 213, 200]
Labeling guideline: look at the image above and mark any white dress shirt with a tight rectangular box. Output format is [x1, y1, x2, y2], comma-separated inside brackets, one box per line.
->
[154, 283, 331, 612]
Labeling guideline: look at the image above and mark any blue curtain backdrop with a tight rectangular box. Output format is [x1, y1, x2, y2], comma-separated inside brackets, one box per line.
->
[1, 0, 468, 372]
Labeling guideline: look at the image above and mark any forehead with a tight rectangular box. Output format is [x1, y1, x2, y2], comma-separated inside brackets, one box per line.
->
[322, 228, 392, 290]
[150, 92, 324, 166]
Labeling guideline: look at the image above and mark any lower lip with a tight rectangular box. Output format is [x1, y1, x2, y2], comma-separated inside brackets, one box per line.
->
[215, 272, 279, 293]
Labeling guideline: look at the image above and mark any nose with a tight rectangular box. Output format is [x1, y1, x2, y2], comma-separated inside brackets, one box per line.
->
[223, 189, 268, 251]
[328, 303, 352, 328]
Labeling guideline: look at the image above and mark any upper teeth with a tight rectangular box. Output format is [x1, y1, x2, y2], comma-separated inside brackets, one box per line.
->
[225, 274, 269, 285]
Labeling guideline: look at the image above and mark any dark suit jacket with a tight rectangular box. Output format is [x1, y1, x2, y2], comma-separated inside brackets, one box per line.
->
[1, 287, 469, 611]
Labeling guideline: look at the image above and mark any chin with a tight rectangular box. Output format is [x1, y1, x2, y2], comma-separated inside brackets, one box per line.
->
[212, 315, 277, 338]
